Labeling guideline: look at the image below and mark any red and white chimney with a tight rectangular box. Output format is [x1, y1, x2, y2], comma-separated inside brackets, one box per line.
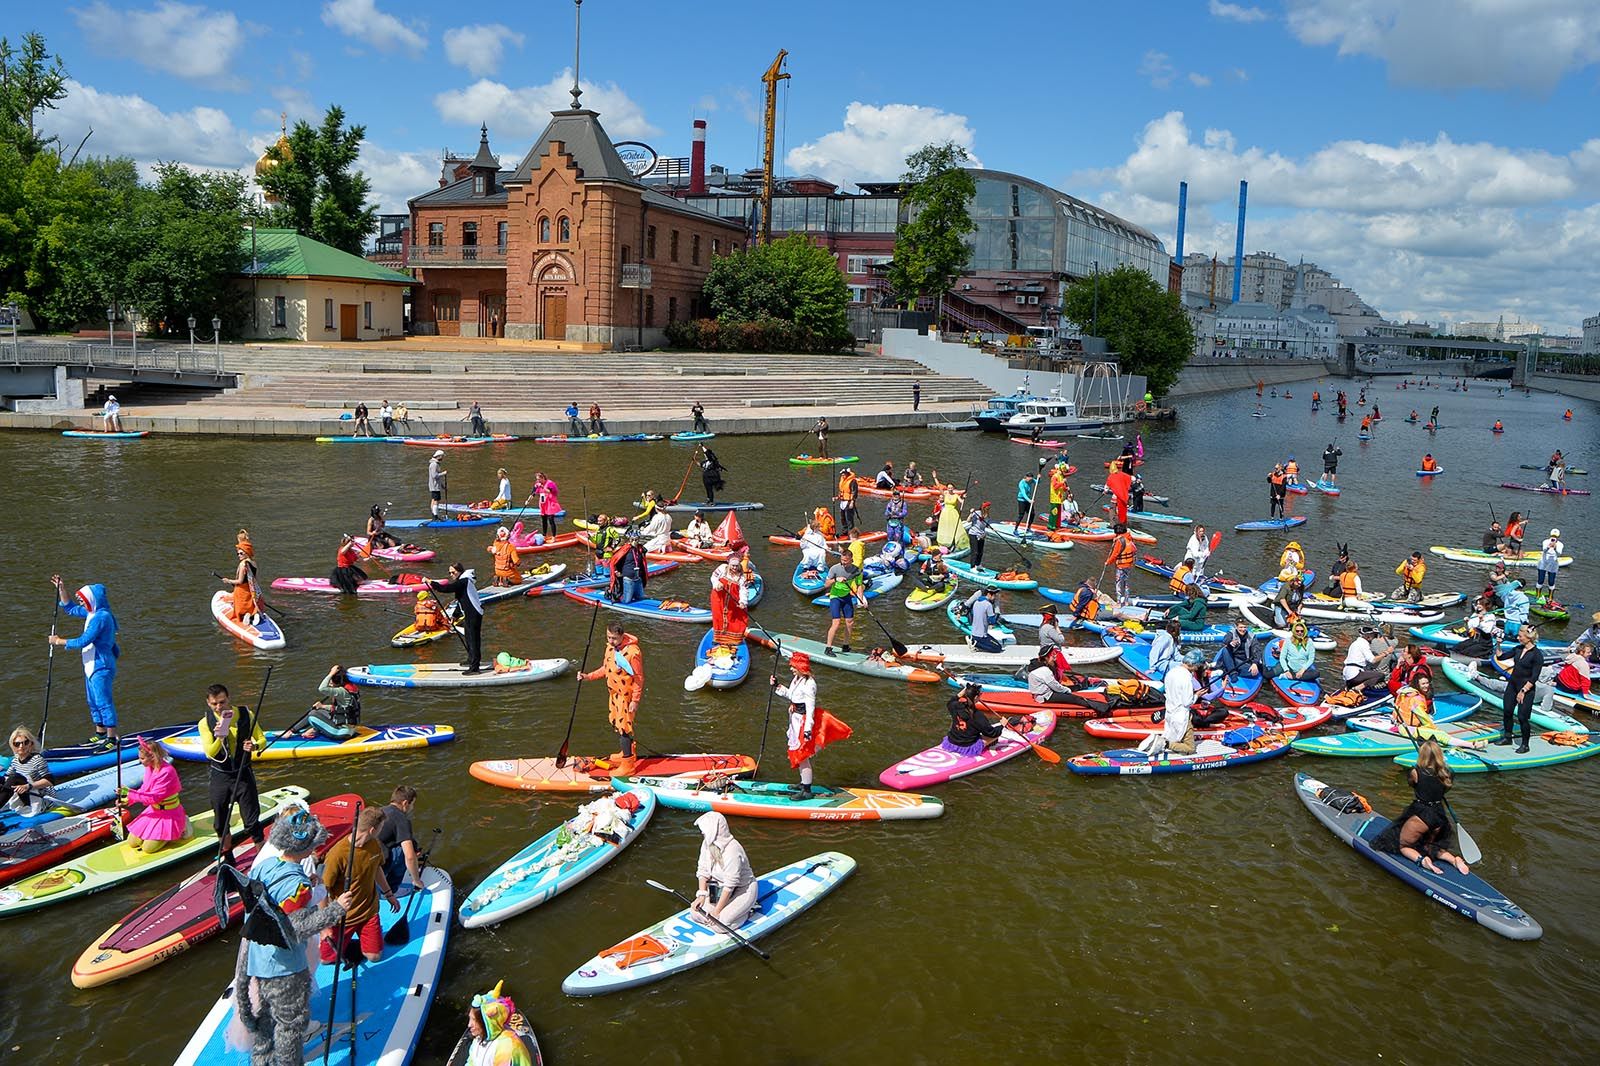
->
[689, 119, 707, 194]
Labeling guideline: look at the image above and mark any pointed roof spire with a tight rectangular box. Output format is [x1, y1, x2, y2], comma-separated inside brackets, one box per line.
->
[471, 124, 497, 171]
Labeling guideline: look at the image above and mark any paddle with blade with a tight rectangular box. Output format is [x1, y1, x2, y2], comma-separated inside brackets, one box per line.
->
[384, 827, 441, 946]
[931, 664, 1060, 764]
[322, 800, 363, 1066]
[644, 879, 771, 961]
[555, 596, 603, 769]
[858, 601, 909, 658]
[39, 597, 58, 750]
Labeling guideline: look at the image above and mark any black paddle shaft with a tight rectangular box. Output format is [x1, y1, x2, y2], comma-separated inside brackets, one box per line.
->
[645, 880, 771, 960]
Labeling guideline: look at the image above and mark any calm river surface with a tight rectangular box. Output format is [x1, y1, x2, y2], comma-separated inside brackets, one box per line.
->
[1, 379, 1596, 1065]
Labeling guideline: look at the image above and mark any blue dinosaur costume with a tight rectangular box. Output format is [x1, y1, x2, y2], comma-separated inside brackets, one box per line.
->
[63, 583, 120, 731]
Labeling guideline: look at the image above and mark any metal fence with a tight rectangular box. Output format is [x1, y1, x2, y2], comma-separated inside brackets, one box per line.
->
[2, 342, 227, 376]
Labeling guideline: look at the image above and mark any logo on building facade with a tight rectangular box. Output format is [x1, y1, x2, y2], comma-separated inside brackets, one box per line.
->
[614, 141, 659, 178]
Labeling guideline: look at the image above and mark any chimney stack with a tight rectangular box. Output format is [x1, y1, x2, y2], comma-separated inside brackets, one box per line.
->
[1232, 180, 1248, 304]
[689, 119, 707, 194]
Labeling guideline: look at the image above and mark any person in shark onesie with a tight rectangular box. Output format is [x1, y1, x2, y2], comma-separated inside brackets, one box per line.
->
[49, 576, 121, 749]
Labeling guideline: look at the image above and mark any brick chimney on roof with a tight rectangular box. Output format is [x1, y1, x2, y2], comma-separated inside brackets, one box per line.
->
[690, 119, 707, 194]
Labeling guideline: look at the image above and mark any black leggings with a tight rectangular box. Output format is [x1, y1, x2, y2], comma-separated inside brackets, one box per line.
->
[1016, 500, 1031, 526]
[970, 538, 985, 569]
[209, 768, 263, 847]
[1193, 705, 1231, 728]
[462, 610, 483, 669]
[1501, 684, 1535, 742]
[540, 514, 559, 537]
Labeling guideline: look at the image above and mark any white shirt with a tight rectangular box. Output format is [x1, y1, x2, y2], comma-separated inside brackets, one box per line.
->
[1542, 538, 1564, 567]
[695, 834, 754, 889]
[380, 404, 393, 419]
[799, 528, 829, 565]
[1185, 533, 1210, 563]
[1161, 663, 1197, 746]
[683, 519, 713, 547]
[1342, 636, 1375, 680]
[777, 675, 817, 747]
[641, 511, 674, 552]
[496, 476, 512, 502]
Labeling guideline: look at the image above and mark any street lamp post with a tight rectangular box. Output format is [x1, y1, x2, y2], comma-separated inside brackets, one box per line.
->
[212, 315, 222, 365]
[188, 315, 197, 351]
[106, 306, 115, 350]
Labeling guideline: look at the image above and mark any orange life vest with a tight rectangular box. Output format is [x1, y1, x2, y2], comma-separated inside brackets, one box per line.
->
[1340, 571, 1361, 597]
[1109, 534, 1137, 569]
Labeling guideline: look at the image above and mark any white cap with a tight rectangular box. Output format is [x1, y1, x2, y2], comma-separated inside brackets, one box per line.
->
[432, 449, 445, 458]
[1550, 528, 1561, 537]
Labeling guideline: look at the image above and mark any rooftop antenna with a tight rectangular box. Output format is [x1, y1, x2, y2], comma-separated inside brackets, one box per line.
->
[570, 0, 584, 109]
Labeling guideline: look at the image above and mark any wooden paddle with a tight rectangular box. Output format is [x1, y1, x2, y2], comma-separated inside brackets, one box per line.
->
[644, 879, 771, 961]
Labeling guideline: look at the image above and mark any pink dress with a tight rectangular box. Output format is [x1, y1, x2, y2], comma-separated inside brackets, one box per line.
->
[539, 478, 561, 515]
[125, 763, 188, 841]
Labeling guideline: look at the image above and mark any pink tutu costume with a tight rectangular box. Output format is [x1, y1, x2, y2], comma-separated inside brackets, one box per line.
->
[125, 762, 188, 841]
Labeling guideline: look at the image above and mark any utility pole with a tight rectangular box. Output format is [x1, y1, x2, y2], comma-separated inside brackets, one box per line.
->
[759, 50, 789, 245]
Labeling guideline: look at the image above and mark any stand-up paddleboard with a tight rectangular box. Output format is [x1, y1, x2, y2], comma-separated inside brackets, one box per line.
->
[0, 787, 307, 918]
[809, 571, 902, 607]
[1499, 481, 1590, 496]
[747, 631, 942, 683]
[670, 431, 716, 442]
[663, 501, 763, 513]
[562, 588, 713, 623]
[69, 794, 359, 989]
[534, 433, 665, 443]
[459, 791, 656, 928]
[1295, 773, 1540, 940]
[386, 514, 502, 530]
[685, 630, 751, 690]
[879, 711, 1055, 789]
[0, 807, 128, 887]
[988, 523, 1076, 551]
[525, 560, 680, 598]
[1067, 732, 1292, 775]
[315, 435, 400, 443]
[1262, 636, 1322, 705]
[943, 559, 1038, 590]
[63, 429, 149, 439]
[906, 583, 958, 611]
[614, 776, 943, 822]
[400, 435, 485, 448]
[349, 656, 570, 688]
[1235, 516, 1308, 531]
[162, 724, 454, 762]
[1313, 477, 1342, 496]
[353, 537, 436, 562]
[270, 575, 432, 596]
[1083, 704, 1328, 739]
[174, 864, 453, 1065]
[470, 754, 755, 793]
[209, 591, 286, 650]
[767, 530, 887, 549]
[562, 852, 855, 996]
[0, 725, 193, 779]
[0, 760, 143, 836]
[1416, 468, 1443, 477]
[1520, 464, 1586, 475]
[788, 454, 859, 466]
[792, 561, 827, 595]
[1429, 545, 1571, 568]
[1101, 505, 1192, 525]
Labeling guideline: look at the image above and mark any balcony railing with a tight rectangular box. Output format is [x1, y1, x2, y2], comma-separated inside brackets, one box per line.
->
[409, 244, 507, 267]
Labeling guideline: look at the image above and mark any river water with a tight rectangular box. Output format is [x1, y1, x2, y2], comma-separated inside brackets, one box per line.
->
[1, 379, 1595, 1065]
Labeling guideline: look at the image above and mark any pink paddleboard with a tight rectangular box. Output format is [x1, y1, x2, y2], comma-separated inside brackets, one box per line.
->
[269, 576, 431, 596]
[878, 711, 1056, 790]
[353, 537, 436, 562]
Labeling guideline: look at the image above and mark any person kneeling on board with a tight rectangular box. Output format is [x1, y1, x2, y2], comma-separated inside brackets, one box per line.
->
[303, 665, 361, 741]
[943, 684, 1007, 756]
[1370, 740, 1469, 876]
[692, 812, 757, 930]
[1138, 649, 1208, 757]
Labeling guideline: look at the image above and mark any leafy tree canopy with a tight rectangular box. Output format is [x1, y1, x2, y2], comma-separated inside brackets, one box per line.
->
[257, 105, 377, 255]
[1061, 264, 1195, 396]
[886, 141, 975, 307]
[701, 233, 851, 350]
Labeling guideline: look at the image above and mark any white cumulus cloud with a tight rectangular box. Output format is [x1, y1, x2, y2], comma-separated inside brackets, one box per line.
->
[1209, 1, 1269, 22]
[442, 23, 524, 77]
[785, 102, 979, 187]
[321, 0, 425, 56]
[73, 1, 246, 88]
[1286, 0, 1600, 91]
[434, 73, 658, 141]
[1140, 50, 1175, 89]
[43, 80, 251, 167]
[360, 144, 441, 214]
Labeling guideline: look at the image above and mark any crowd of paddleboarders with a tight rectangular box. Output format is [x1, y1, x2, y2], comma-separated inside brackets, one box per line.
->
[9, 384, 1596, 1061]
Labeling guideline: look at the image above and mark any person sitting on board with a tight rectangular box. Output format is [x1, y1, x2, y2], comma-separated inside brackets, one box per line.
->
[366, 505, 398, 550]
[1338, 562, 1366, 607]
[692, 811, 758, 929]
[1212, 619, 1263, 680]
[234, 808, 355, 1066]
[320, 806, 400, 966]
[1342, 626, 1390, 693]
[411, 590, 452, 635]
[1419, 454, 1439, 474]
[943, 684, 1007, 756]
[798, 520, 830, 575]
[873, 460, 896, 489]
[867, 536, 909, 576]
[1164, 558, 1195, 596]
[1503, 511, 1527, 557]
[486, 527, 522, 588]
[4, 728, 63, 816]
[222, 545, 262, 626]
[1480, 521, 1505, 556]
[1037, 605, 1068, 653]
[1147, 619, 1182, 680]
[1452, 597, 1502, 660]
[1392, 551, 1427, 603]
[1059, 485, 1083, 528]
[1555, 643, 1593, 698]
[917, 548, 952, 592]
[1391, 675, 1437, 729]
[1066, 577, 1101, 624]
[120, 737, 187, 853]
[101, 393, 122, 432]
[1277, 621, 1319, 682]
[460, 983, 538, 1066]
[682, 510, 715, 549]
[303, 665, 362, 741]
[1569, 613, 1600, 663]
[1388, 644, 1433, 695]
[1492, 420, 1503, 433]
[902, 461, 924, 488]
[1370, 740, 1470, 876]
[812, 505, 837, 540]
[1273, 569, 1305, 628]
[1026, 653, 1078, 705]
[1165, 583, 1209, 633]
[1137, 649, 1207, 757]
[639, 507, 674, 554]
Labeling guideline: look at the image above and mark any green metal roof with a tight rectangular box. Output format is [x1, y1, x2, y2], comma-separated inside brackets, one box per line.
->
[242, 228, 413, 285]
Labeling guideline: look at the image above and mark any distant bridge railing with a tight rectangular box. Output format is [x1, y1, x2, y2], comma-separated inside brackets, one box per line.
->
[4, 342, 227, 377]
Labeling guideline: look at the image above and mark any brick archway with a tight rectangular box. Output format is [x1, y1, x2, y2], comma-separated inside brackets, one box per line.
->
[534, 253, 575, 341]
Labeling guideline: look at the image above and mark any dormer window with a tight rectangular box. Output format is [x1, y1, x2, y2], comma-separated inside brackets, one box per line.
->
[474, 175, 485, 195]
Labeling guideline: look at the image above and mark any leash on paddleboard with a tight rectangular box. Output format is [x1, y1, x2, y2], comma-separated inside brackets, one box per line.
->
[644, 879, 771, 961]
[554, 595, 603, 769]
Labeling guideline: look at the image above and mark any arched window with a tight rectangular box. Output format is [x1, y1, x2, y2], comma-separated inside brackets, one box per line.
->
[558, 216, 571, 242]
[539, 217, 551, 242]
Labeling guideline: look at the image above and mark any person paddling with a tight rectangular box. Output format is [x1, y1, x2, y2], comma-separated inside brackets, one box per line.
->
[200, 682, 266, 857]
[427, 449, 447, 517]
[49, 575, 121, 751]
[221, 546, 262, 626]
[430, 563, 485, 673]
[331, 533, 368, 595]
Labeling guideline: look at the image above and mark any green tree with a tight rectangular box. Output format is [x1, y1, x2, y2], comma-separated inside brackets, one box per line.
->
[700, 233, 850, 350]
[256, 105, 377, 254]
[0, 33, 68, 161]
[1061, 264, 1195, 396]
[116, 164, 252, 332]
[886, 141, 975, 311]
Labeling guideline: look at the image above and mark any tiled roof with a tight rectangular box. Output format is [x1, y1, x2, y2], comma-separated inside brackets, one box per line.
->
[505, 109, 637, 185]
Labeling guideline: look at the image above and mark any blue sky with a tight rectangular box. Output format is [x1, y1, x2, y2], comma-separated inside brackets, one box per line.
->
[22, 0, 1600, 331]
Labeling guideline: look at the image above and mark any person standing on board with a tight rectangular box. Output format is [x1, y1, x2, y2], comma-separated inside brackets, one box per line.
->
[429, 563, 484, 673]
[1493, 625, 1544, 754]
[1321, 443, 1341, 485]
[773, 653, 819, 795]
[822, 550, 866, 656]
[1015, 472, 1037, 527]
[1535, 529, 1563, 601]
[691, 401, 709, 433]
[428, 449, 447, 517]
[49, 575, 121, 750]
[1184, 525, 1212, 584]
[813, 416, 830, 458]
[1108, 524, 1138, 604]
[579, 623, 645, 776]
[199, 682, 266, 857]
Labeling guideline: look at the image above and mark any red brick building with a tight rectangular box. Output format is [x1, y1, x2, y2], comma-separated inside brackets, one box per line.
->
[407, 108, 744, 347]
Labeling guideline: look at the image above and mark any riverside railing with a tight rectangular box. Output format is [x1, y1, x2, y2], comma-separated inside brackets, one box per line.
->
[2, 342, 227, 376]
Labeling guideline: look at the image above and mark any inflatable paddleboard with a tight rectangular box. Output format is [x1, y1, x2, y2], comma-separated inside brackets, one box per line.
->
[175, 863, 453, 1064]
[534, 433, 665, 443]
[943, 559, 1038, 590]
[0, 807, 128, 888]
[1295, 773, 1540, 940]
[1084, 703, 1328, 740]
[349, 657, 569, 688]
[614, 776, 943, 822]
[747, 631, 941, 683]
[62, 430, 148, 439]
[0, 725, 193, 779]
[470, 754, 756, 793]
[1235, 516, 1308, 531]
[788, 455, 859, 466]
[386, 514, 501, 530]
[906, 583, 958, 611]
[353, 537, 436, 562]
[0, 759, 142, 836]
[1429, 545, 1571, 568]
[1416, 469, 1443, 477]
[459, 791, 656, 928]
[270, 576, 432, 596]
[209, 591, 286, 650]
[662, 501, 764, 513]
[670, 431, 716, 442]
[1262, 636, 1322, 705]
[879, 711, 1055, 789]
[1499, 481, 1589, 496]
[562, 852, 855, 996]
[562, 588, 713, 623]
[685, 630, 751, 690]
[1067, 733, 1292, 775]
[162, 724, 455, 762]
[792, 561, 827, 595]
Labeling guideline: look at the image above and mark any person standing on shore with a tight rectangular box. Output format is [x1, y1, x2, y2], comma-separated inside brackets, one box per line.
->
[912, 380, 921, 411]
[580, 623, 645, 775]
[49, 575, 121, 750]
[691, 402, 708, 433]
[429, 563, 485, 673]
[428, 449, 447, 517]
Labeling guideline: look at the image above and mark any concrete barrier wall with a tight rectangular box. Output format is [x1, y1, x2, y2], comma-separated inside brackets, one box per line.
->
[882, 328, 1148, 404]
[1166, 360, 1337, 399]
[1527, 373, 1600, 404]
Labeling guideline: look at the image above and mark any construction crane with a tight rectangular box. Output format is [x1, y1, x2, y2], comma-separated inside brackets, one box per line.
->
[760, 49, 789, 245]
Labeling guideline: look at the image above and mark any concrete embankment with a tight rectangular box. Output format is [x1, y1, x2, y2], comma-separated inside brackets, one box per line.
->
[1526, 373, 1600, 404]
[1165, 359, 1339, 400]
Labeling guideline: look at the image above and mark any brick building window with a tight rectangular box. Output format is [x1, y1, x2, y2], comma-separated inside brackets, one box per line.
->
[428, 222, 444, 247]
[462, 221, 478, 261]
[497, 221, 507, 251]
[646, 226, 656, 259]
[539, 217, 551, 243]
[691, 234, 700, 265]
[670, 230, 679, 262]
[644, 295, 654, 326]
[712, 238, 720, 256]
[559, 217, 570, 242]
[668, 296, 677, 323]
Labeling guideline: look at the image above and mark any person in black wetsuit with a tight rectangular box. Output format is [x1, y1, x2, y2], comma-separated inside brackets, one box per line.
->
[1371, 740, 1470, 875]
[428, 563, 484, 674]
[1492, 624, 1544, 753]
[698, 446, 727, 505]
[940, 684, 1007, 756]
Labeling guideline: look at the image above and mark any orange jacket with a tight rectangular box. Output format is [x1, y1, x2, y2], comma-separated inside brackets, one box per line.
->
[1340, 570, 1361, 597]
[489, 540, 520, 574]
[1109, 533, 1137, 569]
